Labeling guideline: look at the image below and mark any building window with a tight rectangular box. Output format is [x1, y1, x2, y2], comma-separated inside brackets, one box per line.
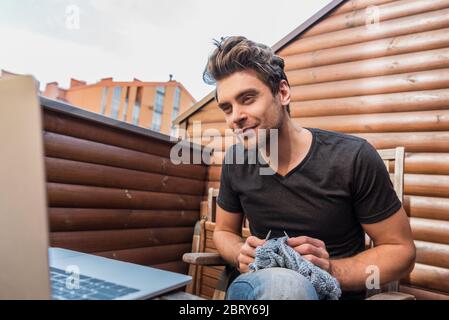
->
[110, 86, 122, 119]
[122, 87, 130, 121]
[170, 125, 178, 137]
[132, 87, 142, 125]
[151, 86, 165, 131]
[152, 112, 162, 131]
[171, 86, 181, 120]
[100, 87, 109, 115]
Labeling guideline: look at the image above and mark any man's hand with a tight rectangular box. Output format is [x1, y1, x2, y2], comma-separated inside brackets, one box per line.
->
[237, 236, 266, 273]
[287, 236, 331, 273]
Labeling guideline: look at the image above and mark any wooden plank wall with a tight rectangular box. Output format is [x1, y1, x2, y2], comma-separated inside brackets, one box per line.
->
[183, 0, 449, 299]
[42, 103, 208, 275]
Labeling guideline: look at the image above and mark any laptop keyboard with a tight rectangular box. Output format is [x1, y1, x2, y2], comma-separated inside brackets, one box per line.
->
[50, 267, 139, 300]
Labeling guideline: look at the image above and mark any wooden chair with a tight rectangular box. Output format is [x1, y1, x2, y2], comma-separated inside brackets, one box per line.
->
[183, 147, 414, 300]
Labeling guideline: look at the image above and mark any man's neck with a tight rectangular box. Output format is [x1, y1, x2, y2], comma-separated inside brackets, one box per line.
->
[278, 117, 304, 167]
[262, 117, 306, 170]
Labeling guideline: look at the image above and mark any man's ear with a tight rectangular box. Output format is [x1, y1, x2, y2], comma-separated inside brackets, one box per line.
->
[278, 80, 291, 107]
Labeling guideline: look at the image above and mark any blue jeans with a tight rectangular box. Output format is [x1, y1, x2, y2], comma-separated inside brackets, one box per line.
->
[226, 267, 319, 300]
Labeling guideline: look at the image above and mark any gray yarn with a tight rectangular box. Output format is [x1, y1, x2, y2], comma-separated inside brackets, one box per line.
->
[248, 236, 342, 300]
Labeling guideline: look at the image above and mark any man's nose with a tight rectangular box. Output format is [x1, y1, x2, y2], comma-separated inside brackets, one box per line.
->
[231, 107, 247, 127]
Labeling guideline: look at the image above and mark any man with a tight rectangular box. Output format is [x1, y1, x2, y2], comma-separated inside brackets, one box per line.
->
[203, 36, 415, 300]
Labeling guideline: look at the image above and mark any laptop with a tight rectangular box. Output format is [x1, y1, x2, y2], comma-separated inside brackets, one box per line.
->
[0, 75, 192, 300]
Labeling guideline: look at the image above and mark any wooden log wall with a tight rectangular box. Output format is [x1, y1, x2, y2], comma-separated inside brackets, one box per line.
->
[182, 0, 449, 299]
[42, 99, 208, 275]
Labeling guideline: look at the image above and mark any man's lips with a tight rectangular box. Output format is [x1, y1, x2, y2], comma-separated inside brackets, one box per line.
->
[243, 126, 257, 133]
[236, 126, 257, 135]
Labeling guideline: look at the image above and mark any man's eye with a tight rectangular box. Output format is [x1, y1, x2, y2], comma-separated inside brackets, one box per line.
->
[243, 96, 255, 104]
[222, 106, 232, 114]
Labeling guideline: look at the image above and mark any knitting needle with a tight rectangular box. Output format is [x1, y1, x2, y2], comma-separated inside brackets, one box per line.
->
[247, 230, 271, 274]
[283, 230, 290, 238]
[264, 229, 272, 241]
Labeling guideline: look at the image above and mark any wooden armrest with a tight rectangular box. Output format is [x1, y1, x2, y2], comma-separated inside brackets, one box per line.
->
[366, 292, 415, 300]
[183, 252, 228, 266]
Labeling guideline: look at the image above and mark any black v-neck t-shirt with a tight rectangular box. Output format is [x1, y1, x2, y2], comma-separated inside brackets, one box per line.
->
[217, 127, 401, 259]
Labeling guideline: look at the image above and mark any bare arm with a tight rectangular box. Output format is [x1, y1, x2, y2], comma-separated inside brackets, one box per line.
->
[213, 204, 245, 268]
[213, 204, 265, 271]
[287, 206, 416, 291]
[330, 206, 416, 291]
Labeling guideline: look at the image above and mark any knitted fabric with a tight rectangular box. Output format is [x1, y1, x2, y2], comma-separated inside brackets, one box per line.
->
[248, 236, 341, 300]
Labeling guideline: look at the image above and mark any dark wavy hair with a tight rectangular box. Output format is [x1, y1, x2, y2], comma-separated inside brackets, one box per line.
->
[203, 36, 290, 116]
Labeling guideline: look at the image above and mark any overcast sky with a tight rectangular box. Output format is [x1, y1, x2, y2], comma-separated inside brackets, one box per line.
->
[0, 0, 331, 101]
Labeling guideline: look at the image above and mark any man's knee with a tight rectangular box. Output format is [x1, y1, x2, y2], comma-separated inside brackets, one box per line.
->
[226, 268, 318, 300]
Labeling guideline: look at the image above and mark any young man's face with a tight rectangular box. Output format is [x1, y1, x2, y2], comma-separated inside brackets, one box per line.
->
[216, 69, 290, 149]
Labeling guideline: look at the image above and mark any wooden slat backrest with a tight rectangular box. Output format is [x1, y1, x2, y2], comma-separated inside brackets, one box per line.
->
[377, 147, 405, 203]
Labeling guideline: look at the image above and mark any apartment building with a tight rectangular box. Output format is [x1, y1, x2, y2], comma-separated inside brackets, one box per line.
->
[44, 77, 196, 136]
